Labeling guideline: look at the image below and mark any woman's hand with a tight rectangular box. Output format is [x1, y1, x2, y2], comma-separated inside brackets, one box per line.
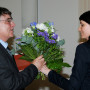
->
[40, 64, 51, 76]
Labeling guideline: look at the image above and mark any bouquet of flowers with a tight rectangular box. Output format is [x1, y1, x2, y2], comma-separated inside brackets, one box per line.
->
[12, 21, 70, 80]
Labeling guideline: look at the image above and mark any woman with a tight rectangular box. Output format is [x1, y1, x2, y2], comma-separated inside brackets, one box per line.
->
[40, 11, 90, 90]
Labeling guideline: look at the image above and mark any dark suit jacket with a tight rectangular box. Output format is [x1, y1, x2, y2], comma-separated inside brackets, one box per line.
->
[0, 43, 38, 90]
[48, 39, 90, 90]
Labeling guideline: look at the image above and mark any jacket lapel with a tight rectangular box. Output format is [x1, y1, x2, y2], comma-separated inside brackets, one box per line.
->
[0, 44, 18, 71]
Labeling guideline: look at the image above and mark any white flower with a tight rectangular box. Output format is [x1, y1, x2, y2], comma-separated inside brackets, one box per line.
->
[26, 27, 33, 34]
[22, 29, 25, 35]
[56, 36, 61, 41]
[36, 23, 48, 32]
[51, 28, 54, 32]
[45, 28, 48, 32]
[22, 27, 33, 36]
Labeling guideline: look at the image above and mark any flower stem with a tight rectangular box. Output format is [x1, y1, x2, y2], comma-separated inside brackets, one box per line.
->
[40, 72, 45, 80]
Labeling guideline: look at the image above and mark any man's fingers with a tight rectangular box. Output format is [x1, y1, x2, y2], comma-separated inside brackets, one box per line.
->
[36, 55, 43, 60]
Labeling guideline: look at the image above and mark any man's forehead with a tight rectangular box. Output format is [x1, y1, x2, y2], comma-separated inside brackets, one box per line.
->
[0, 14, 11, 19]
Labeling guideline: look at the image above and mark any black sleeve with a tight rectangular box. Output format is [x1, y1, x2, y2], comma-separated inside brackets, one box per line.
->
[48, 44, 88, 90]
[0, 55, 38, 90]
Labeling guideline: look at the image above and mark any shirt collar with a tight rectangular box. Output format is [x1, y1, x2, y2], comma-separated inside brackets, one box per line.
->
[0, 39, 8, 49]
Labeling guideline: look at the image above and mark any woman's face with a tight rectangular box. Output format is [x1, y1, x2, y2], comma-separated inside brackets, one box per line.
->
[78, 20, 90, 40]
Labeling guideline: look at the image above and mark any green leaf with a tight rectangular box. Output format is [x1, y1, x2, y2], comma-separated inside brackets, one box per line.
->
[47, 61, 71, 71]
[61, 62, 71, 67]
[21, 36, 27, 42]
[26, 37, 33, 44]
[57, 39, 65, 46]
[20, 44, 38, 59]
[20, 55, 33, 61]
[11, 49, 15, 55]
[44, 22, 50, 27]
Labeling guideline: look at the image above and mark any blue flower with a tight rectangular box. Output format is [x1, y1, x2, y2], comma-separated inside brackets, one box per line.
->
[49, 22, 54, 26]
[30, 22, 37, 26]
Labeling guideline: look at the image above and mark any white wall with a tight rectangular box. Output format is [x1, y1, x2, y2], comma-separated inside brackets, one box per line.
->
[21, 0, 38, 28]
[38, 0, 79, 75]
[79, 0, 90, 15]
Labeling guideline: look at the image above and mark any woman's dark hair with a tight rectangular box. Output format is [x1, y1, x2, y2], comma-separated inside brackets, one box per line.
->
[0, 7, 12, 17]
[79, 11, 90, 24]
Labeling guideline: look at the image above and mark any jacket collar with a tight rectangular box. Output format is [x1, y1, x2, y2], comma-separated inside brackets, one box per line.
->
[0, 39, 8, 49]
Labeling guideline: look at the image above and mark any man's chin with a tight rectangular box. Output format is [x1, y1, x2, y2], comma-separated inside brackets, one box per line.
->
[9, 35, 14, 39]
[10, 34, 14, 37]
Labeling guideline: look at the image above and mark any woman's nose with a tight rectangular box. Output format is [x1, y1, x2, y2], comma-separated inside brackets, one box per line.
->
[78, 26, 81, 32]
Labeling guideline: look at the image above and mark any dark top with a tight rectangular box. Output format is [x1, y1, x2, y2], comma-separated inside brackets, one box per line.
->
[48, 39, 90, 90]
[0, 43, 38, 90]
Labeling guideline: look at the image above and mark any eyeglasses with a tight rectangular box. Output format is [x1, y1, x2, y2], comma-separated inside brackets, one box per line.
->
[0, 18, 13, 24]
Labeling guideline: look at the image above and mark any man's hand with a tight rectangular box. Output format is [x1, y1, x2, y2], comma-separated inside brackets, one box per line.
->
[32, 55, 45, 70]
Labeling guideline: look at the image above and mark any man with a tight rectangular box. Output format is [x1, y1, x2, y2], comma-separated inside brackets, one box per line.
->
[0, 7, 45, 90]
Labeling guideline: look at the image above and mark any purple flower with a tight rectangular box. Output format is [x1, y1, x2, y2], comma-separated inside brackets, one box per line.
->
[15, 37, 21, 40]
[51, 40, 56, 43]
[44, 31, 49, 36]
[41, 32, 45, 37]
[37, 31, 45, 37]
[37, 30, 40, 32]
[37, 32, 42, 36]
[45, 36, 49, 42]
[37, 30, 56, 44]
[17, 41, 21, 44]
[48, 39, 55, 43]
[52, 33, 58, 40]
[37, 31, 49, 38]
[48, 40, 52, 43]
[45, 37, 56, 44]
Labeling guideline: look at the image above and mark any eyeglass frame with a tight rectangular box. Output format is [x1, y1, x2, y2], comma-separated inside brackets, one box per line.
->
[0, 18, 13, 23]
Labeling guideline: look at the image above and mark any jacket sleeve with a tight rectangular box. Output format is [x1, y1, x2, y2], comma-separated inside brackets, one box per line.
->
[0, 54, 38, 90]
[48, 44, 88, 90]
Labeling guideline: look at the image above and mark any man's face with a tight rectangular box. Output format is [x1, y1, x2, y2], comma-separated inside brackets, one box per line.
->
[0, 14, 15, 41]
